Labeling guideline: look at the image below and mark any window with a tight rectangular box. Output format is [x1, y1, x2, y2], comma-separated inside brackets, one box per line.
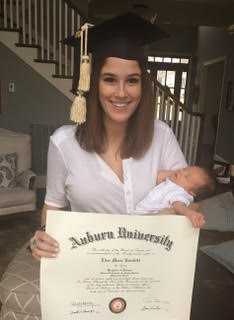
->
[148, 55, 190, 104]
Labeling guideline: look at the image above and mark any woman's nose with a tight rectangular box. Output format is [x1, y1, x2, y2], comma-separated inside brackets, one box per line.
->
[115, 82, 127, 98]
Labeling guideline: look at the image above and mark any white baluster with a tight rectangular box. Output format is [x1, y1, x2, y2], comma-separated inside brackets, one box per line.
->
[77, 13, 81, 30]
[174, 104, 180, 139]
[155, 86, 160, 119]
[183, 113, 191, 160]
[34, 0, 38, 45]
[192, 117, 201, 165]
[59, 0, 62, 74]
[188, 116, 196, 165]
[71, 9, 75, 77]
[22, 0, 26, 43]
[65, 1, 68, 75]
[40, 0, 44, 58]
[170, 100, 176, 131]
[53, 0, 56, 60]
[47, 0, 50, 60]
[3, 0, 7, 28]
[179, 110, 185, 149]
[165, 97, 171, 125]
[16, 0, 19, 29]
[28, 0, 32, 44]
[159, 90, 164, 120]
[9, 0, 13, 28]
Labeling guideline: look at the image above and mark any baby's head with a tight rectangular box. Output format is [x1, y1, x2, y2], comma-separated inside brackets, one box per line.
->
[170, 166, 215, 199]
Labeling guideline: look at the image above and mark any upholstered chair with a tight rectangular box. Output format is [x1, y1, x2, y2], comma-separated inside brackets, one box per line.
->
[0, 128, 36, 216]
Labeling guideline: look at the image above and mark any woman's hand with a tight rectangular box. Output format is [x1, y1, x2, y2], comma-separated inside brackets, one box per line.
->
[30, 230, 59, 261]
[30, 204, 61, 261]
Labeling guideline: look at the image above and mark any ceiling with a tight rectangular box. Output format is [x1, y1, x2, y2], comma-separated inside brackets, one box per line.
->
[66, 0, 234, 27]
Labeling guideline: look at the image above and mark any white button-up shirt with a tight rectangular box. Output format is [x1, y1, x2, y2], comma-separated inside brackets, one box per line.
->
[45, 120, 187, 214]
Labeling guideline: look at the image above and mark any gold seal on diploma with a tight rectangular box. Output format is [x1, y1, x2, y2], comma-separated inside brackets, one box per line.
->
[109, 297, 127, 313]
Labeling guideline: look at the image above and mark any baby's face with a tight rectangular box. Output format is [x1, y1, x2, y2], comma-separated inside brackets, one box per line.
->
[170, 166, 206, 196]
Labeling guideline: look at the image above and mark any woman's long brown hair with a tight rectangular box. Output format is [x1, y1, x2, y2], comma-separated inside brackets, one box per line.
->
[76, 57, 155, 159]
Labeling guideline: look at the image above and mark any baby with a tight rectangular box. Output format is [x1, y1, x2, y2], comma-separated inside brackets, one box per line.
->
[135, 166, 215, 228]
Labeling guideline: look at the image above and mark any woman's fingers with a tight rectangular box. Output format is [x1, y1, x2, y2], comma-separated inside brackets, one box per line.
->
[32, 246, 58, 259]
[34, 230, 58, 246]
[30, 230, 59, 259]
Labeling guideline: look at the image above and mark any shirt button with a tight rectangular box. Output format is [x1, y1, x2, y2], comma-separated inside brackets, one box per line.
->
[126, 191, 131, 196]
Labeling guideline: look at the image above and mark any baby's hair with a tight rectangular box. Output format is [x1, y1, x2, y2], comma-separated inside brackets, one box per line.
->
[194, 167, 216, 201]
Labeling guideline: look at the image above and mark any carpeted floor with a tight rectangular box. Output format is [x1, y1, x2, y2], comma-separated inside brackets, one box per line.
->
[0, 210, 41, 280]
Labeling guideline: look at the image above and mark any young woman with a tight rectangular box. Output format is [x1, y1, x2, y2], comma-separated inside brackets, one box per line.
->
[30, 13, 188, 261]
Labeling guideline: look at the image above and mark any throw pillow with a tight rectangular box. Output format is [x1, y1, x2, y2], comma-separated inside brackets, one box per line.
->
[0, 152, 17, 187]
[200, 240, 234, 274]
[201, 192, 234, 232]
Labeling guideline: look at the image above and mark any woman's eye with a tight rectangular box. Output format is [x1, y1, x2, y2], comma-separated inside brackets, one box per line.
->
[128, 77, 140, 84]
[103, 77, 115, 83]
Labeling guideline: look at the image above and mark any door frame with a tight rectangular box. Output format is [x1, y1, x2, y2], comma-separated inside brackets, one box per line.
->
[200, 55, 227, 117]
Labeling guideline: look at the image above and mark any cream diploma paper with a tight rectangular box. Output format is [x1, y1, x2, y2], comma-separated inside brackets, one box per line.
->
[41, 211, 199, 320]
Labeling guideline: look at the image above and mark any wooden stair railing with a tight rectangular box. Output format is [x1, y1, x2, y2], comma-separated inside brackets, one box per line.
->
[0, 0, 84, 78]
[153, 79, 204, 165]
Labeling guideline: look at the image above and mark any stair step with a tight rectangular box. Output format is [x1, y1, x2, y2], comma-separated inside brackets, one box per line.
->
[52, 75, 73, 79]
[34, 59, 58, 64]
[0, 27, 21, 32]
[0, 28, 73, 100]
[15, 43, 40, 49]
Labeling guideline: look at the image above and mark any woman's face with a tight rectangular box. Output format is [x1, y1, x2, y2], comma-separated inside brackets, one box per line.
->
[98, 57, 142, 126]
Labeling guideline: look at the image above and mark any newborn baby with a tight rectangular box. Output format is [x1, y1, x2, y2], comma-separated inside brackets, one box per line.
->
[135, 166, 215, 228]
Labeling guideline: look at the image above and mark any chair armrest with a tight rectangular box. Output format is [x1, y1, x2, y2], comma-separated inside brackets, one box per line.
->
[16, 169, 36, 190]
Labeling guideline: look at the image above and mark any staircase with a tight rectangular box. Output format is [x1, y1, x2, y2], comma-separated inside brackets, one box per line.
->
[0, 0, 203, 165]
[0, 0, 83, 100]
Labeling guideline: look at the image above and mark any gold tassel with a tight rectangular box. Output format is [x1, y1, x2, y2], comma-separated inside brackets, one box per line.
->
[78, 55, 90, 92]
[70, 92, 86, 124]
[70, 23, 93, 123]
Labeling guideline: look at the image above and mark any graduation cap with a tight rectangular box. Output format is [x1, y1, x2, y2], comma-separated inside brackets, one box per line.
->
[63, 12, 169, 124]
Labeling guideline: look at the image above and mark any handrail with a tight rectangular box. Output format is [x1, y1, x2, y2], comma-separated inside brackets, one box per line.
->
[153, 78, 204, 164]
[154, 79, 203, 118]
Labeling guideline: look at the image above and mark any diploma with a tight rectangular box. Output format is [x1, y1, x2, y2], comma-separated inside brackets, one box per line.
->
[41, 211, 199, 320]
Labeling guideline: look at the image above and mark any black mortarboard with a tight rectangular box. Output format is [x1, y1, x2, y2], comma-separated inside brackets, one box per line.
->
[63, 12, 168, 123]
[63, 12, 169, 94]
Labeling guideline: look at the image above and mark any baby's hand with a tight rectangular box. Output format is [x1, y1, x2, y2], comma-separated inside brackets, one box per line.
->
[186, 211, 206, 228]
[157, 170, 175, 184]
